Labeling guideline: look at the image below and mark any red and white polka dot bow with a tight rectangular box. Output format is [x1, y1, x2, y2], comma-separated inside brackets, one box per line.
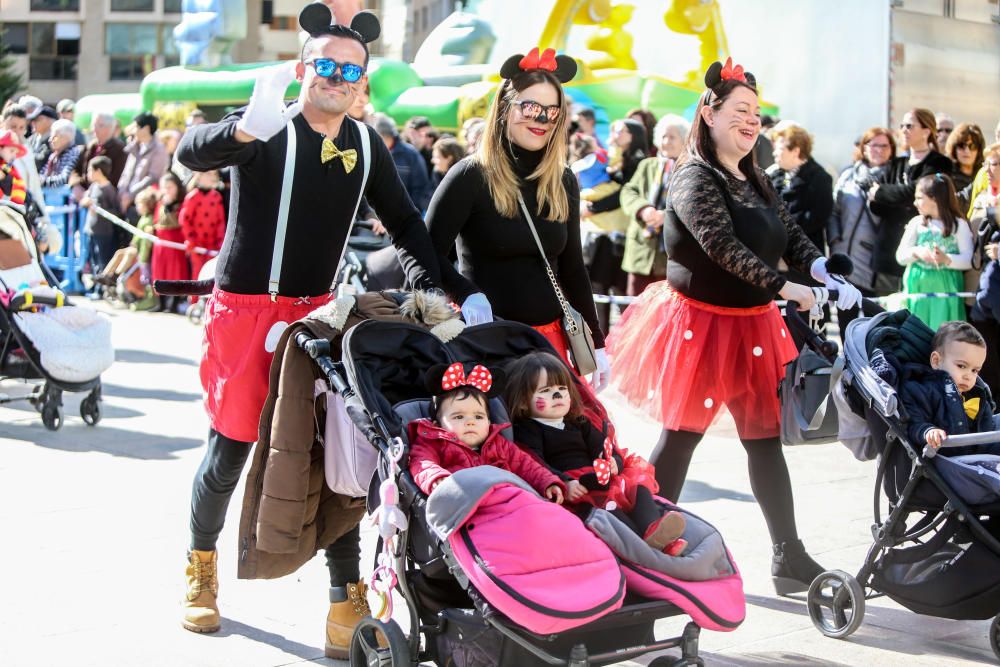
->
[441, 362, 493, 393]
[593, 437, 615, 485]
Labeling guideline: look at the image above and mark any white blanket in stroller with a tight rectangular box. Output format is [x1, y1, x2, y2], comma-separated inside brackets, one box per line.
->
[14, 307, 114, 382]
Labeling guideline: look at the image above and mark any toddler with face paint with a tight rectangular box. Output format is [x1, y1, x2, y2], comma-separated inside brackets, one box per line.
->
[506, 351, 687, 555]
[407, 362, 566, 502]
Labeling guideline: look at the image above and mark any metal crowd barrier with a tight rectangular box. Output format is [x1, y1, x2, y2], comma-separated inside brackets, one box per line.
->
[41, 185, 89, 293]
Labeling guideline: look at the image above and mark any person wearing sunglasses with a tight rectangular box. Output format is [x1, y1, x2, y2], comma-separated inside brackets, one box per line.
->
[944, 122, 986, 210]
[425, 48, 611, 393]
[867, 107, 953, 295]
[174, 4, 444, 656]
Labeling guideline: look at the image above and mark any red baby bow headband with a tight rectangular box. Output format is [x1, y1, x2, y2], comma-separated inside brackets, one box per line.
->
[440, 362, 493, 393]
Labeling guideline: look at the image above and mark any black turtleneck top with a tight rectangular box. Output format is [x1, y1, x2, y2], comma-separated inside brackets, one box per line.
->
[425, 144, 604, 346]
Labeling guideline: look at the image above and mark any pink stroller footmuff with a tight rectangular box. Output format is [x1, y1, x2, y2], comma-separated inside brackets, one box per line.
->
[425, 466, 626, 635]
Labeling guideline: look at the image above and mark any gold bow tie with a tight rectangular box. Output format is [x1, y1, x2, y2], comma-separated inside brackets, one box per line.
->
[964, 396, 980, 420]
[320, 137, 357, 172]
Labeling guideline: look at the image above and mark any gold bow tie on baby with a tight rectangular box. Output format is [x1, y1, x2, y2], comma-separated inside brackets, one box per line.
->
[320, 138, 357, 172]
[964, 396, 980, 420]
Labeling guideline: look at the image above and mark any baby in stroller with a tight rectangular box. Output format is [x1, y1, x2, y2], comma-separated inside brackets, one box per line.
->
[407, 361, 566, 503]
[506, 351, 687, 555]
[899, 321, 1000, 475]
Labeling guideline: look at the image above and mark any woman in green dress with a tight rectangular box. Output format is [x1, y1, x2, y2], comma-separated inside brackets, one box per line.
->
[895, 173, 974, 329]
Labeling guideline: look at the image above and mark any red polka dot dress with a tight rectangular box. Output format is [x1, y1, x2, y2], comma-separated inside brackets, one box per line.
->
[180, 187, 226, 279]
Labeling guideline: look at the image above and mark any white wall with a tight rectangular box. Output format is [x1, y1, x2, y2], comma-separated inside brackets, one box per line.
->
[716, 0, 891, 173]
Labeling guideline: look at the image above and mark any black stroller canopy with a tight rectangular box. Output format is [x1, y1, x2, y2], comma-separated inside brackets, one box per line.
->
[341, 320, 558, 436]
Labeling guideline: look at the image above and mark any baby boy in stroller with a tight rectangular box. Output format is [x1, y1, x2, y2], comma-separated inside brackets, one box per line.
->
[899, 321, 1000, 491]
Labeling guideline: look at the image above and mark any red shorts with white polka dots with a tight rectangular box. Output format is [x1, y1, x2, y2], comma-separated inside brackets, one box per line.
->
[606, 282, 797, 439]
[200, 289, 334, 443]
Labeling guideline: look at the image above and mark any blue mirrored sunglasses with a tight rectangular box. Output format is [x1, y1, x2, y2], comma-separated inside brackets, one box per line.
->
[306, 58, 365, 83]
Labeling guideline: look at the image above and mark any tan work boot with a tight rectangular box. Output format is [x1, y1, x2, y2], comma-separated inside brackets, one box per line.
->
[182, 549, 221, 633]
[325, 580, 373, 659]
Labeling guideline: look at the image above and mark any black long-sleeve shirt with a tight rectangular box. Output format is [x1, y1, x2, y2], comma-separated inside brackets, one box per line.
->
[512, 418, 623, 490]
[664, 157, 823, 307]
[176, 108, 441, 297]
[425, 144, 604, 347]
[869, 151, 953, 276]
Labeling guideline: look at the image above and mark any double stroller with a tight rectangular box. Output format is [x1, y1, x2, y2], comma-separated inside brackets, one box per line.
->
[0, 201, 111, 430]
[298, 316, 746, 667]
[795, 303, 1000, 660]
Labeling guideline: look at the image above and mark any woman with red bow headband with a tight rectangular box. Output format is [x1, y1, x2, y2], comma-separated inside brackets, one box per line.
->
[607, 58, 863, 595]
[425, 48, 611, 392]
[407, 361, 567, 502]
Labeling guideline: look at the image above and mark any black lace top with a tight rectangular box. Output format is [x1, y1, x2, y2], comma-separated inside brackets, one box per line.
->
[664, 156, 822, 307]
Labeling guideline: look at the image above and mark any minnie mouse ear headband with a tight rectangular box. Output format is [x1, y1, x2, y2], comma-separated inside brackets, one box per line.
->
[425, 362, 505, 399]
[499, 47, 577, 84]
[704, 57, 756, 93]
[299, 2, 381, 45]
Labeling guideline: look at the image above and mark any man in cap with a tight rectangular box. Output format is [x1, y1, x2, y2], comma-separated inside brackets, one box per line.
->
[27, 106, 58, 172]
[56, 99, 87, 146]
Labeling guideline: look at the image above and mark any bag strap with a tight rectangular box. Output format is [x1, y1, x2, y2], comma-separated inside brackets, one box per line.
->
[516, 193, 579, 334]
[801, 354, 846, 431]
[268, 117, 372, 301]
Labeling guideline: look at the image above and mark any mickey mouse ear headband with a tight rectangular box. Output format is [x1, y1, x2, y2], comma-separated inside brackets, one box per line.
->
[425, 362, 505, 398]
[299, 1, 381, 43]
[500, 48, 577, 84]
[704, 56, 756, 92]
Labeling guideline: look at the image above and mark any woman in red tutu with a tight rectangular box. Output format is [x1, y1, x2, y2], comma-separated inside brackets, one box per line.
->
[151, 172, 191, 312]
[607, 58, 862, 595]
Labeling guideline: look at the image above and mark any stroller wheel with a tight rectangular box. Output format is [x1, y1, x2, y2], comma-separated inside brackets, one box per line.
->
[807, 570, 865, 639]
[80, 394, 102, 426]
[349, 617, 408, 667]
[41, 403, 63, 431]
[990, 613, 1000, 661]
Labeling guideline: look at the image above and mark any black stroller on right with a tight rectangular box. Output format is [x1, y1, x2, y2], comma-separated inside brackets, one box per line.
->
[804, 308, 1000, 660]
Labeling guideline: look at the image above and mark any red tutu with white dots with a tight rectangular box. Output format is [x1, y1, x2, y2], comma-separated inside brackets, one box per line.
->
[606, 282, 797, 440]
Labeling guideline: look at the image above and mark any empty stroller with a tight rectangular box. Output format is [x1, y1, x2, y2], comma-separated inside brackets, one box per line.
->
[799, 305, 1000, 660]
[0, 200, 111, 430]
[298, 318, 746, 667]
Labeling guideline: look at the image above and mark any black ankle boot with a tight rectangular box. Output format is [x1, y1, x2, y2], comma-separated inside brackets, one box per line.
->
[771, 540, 824, 596]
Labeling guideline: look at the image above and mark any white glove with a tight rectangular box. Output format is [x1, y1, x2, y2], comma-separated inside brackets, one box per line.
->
[236, 62, 303, 141]
[460, 292, 493, 325]
[810, 257, 863, 310]
[590, 348, 611, 393]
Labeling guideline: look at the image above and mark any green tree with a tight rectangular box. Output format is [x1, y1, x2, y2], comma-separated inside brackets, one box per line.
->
[0, 27, 26, 106]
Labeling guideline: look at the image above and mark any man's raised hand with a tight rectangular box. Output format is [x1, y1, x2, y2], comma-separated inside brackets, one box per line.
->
[236, 62, 304, 142]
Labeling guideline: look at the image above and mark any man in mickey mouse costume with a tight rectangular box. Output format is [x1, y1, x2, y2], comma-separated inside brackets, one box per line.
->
[175, 4, 442, 655]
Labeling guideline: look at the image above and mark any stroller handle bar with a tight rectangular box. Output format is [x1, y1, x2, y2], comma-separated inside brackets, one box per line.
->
[923, 430, 1000, 458]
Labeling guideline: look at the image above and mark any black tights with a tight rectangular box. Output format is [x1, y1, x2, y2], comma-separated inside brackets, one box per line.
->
[650, 429, 799, 545]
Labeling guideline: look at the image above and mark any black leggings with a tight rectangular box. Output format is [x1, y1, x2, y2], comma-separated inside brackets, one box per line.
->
[650, 429, 799, 545]
[189, 428, 361, 587]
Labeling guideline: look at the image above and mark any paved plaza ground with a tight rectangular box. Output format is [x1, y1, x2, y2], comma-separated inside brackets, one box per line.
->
[1, 305, 997, 666]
